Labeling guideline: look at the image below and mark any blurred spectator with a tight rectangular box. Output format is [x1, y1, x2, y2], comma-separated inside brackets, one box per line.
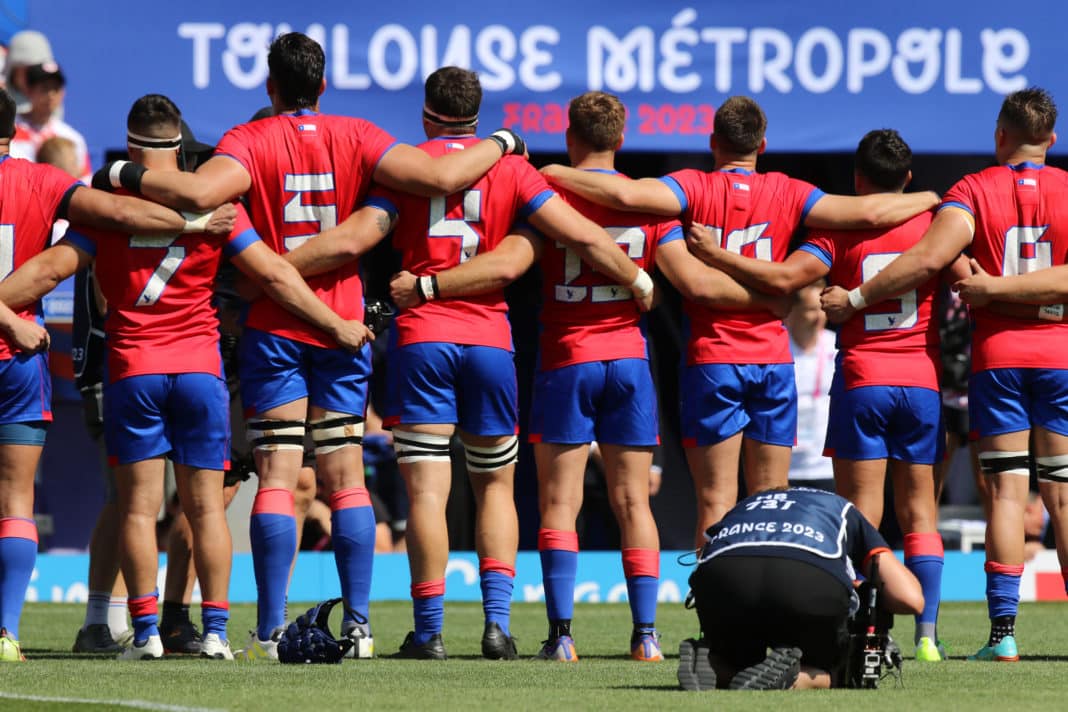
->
[11, 62, 90, 182]
[786, 282, 837, 491]
[4, 29, 54, 114]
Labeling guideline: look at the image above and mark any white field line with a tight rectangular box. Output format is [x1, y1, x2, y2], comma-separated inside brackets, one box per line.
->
[0, 690, 227, 712]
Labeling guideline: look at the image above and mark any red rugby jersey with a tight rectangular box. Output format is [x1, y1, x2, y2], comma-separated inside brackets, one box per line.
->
[0, 155, 79, 359]
[802, 212, 939, 391]
[65, 203, 259, 382]
[660, 168, 824, 365]
[942, 162, 1068, 371]
[369, 136, 552, 351]
[215, 110, 397, 348]
[539, 172, 682, 369]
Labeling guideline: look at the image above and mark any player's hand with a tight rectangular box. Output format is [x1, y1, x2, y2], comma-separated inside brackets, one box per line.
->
[390, 270, 420, 309]
[2, 317, 49, 354]
[489, 128, 527, 158]
[954, 258, 996, 307]
[820, 285, 855, 324]
[202, 203, 238, 236]
[331, 319, 374, 352]
[634, 287, 656, 313]
[686, 224, 721, 264]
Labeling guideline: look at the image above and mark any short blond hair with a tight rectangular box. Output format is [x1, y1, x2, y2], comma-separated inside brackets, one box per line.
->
[36, 136, 79, 177]
[568, 91, 626, 152]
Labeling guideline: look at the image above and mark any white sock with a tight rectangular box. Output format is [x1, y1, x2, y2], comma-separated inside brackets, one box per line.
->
[84, 591, 110, 628]
[108, 596, 130, 638]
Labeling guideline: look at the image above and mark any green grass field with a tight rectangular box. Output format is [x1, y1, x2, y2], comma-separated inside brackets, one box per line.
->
[3, 601, 1068, 711]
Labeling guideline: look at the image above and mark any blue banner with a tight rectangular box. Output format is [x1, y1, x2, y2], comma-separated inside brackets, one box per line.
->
[30, 550, 994, 603]
[26, 1, 1068, 163]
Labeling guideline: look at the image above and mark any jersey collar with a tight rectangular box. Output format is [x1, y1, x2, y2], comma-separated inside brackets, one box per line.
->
[1008, 161, 1044, 171]
[718, 167, 753, 175]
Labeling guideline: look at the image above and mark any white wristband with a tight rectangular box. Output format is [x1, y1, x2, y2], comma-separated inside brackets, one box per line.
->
[419, 275, 436, 302]
[108, 160, 131, 188]
[1039, 304, 1064, 321]
[847, 286, 867, 310]
[629, 268, 654, 298]
[181, 210, 212, 233]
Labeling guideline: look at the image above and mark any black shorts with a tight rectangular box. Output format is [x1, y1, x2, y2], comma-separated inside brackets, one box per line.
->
[690, 554, 850, 673]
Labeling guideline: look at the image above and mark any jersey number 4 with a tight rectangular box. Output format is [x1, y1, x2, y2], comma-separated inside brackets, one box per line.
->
[131, 235, 185, 307]
[554, 227, 645, 303]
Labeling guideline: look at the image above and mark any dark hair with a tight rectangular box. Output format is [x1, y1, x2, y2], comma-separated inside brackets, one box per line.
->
[127, 94, 181, 137]
[568, 91, 625, 152]
[855, 129, 912, 191]
[268, 32, 325, 109]
[424, 66, 482, 120]
[0, 90, 15, 139]
[998, 87, 1057, 143]
[713, 96, 767, 155]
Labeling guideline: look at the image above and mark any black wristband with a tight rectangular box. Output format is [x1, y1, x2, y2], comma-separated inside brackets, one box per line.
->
[430, 275, 440, 300]
[120, 162, 147, 193]
[414, 276, 428, 303]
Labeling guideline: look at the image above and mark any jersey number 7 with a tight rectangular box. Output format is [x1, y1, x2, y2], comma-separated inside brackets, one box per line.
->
[130, 235, 185, 307]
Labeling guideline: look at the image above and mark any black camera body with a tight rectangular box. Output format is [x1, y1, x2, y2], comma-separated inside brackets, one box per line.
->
[844, 555, 901, 689]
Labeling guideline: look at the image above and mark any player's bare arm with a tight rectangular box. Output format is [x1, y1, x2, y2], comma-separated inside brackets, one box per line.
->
[390, 231, 541, 309]
[957, 258, 1068, 308]
[822, 206, 973, 323]
[656, 239, 790, 317]
[232, 240, 373, 352]
[686, 224, 829, 296]
[804, 191, 939, 230]
[286, 205, 396, 278]
[372, 132, 522, 198]
[540, 165, 681, 216]
[0, 240, 91, 309]
[68, 185, 237, 236]
[118, 155, 252, 213]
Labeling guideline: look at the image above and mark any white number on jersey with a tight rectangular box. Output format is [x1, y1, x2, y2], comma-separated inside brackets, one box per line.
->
[554, 227, 645, 303]
[860, 252, 917, 331]
[1002, 226, 1052, 276]
[130, 234, 186, 307]
[283, 172, 338, 252]
[428, 190, 482, 264]
[0, 225, 13, 281]
[711, 222, 772, 261]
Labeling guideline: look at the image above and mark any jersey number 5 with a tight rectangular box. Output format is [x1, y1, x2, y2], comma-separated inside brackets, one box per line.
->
[283, 173, 338, 252]
[130, 235, 185, 307]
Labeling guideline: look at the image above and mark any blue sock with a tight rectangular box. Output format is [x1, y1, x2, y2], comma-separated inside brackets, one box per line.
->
[540, 548, 577, 622]
[331, 489, 376, 631]
[480, 568, 514, 636]
[0, 519, 37, 639]
[201, 602, 229, 639]
[906, 555, 944, 633]
[411, 580, 445, 646]
[250, 510, 296, 640]
[129, 591, 159, 644]
[626, 576, 658, 629]
[986, 571, 1021, 619]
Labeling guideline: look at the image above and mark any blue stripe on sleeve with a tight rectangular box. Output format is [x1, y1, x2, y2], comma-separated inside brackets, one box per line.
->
[658, 176, 688, 213]
[658, 225, 683, 245]
[63, 229, 97, 257]
[518, 189, 555, 219]
[798, 242, 832, 268]
[363, 195, 398, 219]
[939, 201, 974, 216]
[800, 188, 826, 222]
[224, 227, 260, 258]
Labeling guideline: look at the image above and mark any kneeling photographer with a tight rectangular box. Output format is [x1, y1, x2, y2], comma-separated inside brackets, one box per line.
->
[680, 486, 923, 691]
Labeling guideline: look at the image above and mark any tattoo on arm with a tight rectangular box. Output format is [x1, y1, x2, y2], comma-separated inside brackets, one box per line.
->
[376, 211, 395, 236]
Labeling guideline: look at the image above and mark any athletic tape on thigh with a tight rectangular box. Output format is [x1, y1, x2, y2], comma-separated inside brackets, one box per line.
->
[393, 430, 451, 464]
[462, 435, 518, 473]
[247, 419, 305, 452]
[1036, 454, 1068, 483]
[309, 411, 364, 455]
[978, 450, 1030, 477]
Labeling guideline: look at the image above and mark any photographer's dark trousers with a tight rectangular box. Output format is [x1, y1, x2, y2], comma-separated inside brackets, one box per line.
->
[690, 554, 850, 672]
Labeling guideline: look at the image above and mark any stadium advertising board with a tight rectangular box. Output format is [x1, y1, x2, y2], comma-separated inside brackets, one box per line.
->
[30, 1, 1068, 160]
